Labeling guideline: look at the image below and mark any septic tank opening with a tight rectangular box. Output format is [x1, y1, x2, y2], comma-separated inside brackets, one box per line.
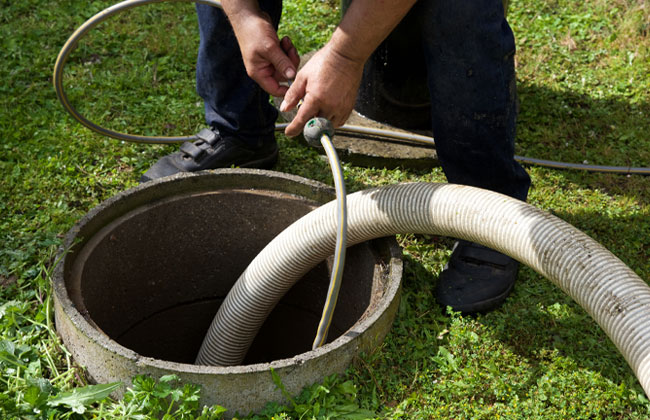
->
[54, 170, 402, 414]
[66, 186, 381, 365]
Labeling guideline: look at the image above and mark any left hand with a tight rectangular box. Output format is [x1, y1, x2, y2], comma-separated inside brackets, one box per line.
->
[229, 8, 300, 97]
[280, 42, 365, 137]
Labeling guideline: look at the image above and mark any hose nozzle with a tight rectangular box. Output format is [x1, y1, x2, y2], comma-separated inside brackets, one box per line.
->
[303, 117, 334, 148]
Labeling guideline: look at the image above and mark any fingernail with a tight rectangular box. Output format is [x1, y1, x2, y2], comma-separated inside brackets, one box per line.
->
[284, 68, 295, 79]
[280, 100, 288, 112]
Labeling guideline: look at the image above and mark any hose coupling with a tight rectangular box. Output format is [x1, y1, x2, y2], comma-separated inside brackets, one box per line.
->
[303, 117, 334, 148]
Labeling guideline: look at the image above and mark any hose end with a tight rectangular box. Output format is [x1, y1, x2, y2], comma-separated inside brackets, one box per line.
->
[303, 117, 334, 148]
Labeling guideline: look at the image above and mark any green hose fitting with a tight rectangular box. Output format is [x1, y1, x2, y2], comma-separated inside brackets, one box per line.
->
[303, 117, 335, 147]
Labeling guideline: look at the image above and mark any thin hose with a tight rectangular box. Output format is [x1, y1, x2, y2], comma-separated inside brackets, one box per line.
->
[312, 132, 347, 349]
[194, 182, 650, 400]
[53, 0, 649, 175]
[317, 124, 650, 176]
[52, 0, 221, 143]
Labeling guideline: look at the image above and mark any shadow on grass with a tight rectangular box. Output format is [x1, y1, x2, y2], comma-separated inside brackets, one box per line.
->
[516, 81, 650, 175]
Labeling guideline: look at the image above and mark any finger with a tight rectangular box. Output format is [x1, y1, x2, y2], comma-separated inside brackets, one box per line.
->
[333, 103, 355, 128]
[333, 109, 352, 128]
[280, 76, 306, 112]
[317, 109, 341, 127]
[280, 36, 300, 69]
[319, 112, 336, 124]
[285, 98, 320, 137]
[266, 40, 296, 80]
[256, 73, 289, 97]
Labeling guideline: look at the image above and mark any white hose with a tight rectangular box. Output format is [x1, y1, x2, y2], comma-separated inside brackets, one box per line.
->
[195, 182, 650, 398]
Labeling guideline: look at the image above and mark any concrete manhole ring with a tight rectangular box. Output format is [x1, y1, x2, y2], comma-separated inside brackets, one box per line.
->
[52, 168, 403, 417]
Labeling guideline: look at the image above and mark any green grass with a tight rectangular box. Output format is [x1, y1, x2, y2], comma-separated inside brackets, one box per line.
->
[1, 0, 649, 418]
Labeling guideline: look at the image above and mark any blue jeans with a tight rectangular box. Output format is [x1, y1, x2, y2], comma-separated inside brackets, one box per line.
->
[417, 0, 530, 200]
[195, 0, 281, 145]
[195, 0, 530, 200]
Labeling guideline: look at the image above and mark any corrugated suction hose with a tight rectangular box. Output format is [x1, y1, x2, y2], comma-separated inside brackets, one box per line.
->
[195, 182, 650, 398]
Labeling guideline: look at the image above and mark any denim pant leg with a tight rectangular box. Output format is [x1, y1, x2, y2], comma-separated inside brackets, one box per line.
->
[417, 0, 530, 201]
[195, 1, 282, 146]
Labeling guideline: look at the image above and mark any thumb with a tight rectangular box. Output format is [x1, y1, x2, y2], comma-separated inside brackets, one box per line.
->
[280, 75, 306, 112]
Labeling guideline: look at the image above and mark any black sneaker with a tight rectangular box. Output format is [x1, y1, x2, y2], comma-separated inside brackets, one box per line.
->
[435, 240, 519, 314]
[140, 128, 278, 183]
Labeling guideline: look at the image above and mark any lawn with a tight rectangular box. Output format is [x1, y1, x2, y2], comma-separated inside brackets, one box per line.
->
[1, 0, 649, 418]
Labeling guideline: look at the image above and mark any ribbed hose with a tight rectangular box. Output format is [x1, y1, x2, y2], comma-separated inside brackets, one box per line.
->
[194, 182, 650, 398]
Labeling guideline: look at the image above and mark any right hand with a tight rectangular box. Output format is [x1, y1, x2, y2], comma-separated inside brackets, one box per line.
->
[230, 10, 300, 97]
[280, 43, 365, 137]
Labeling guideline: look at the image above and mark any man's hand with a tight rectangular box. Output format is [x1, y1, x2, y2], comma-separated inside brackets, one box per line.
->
[280, 44, 364, 137]
[278, 0, 418, 137]
[226, 5, 299, 97]
[223, 0, 416, 136]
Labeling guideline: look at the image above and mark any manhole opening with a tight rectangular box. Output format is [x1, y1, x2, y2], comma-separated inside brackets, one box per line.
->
[65, 189, 382, 365]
